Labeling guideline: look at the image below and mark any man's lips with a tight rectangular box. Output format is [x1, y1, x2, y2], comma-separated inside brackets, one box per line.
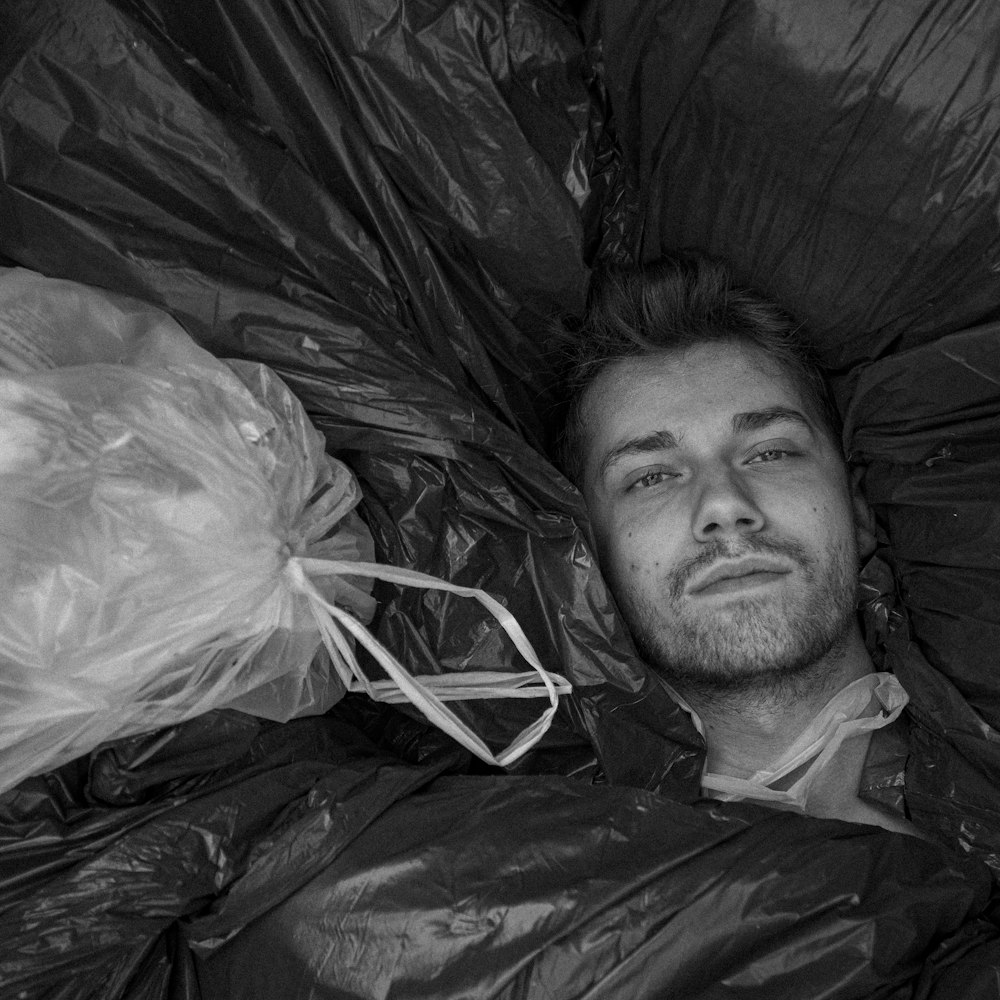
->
[687, 557, 793, 596]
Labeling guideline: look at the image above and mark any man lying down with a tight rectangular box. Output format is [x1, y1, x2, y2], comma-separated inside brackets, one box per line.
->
[558, 252, 920, 837]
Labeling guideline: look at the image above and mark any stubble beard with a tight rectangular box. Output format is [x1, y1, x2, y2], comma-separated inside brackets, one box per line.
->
[615, 534, 859, 704]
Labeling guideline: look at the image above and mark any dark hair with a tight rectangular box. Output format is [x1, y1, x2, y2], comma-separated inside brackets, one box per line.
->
[556, 252, 842, 485]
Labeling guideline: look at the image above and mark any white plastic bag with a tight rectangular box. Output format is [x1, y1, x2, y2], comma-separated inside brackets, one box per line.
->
[0, 269, 570, 793]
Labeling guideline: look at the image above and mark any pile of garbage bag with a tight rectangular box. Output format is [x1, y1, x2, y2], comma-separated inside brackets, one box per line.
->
[3, 0, 1000, 997]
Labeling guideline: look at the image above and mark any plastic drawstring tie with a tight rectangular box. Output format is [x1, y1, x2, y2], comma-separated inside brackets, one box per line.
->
[284, 556, 572, 768]
[697, 672, 908, 811]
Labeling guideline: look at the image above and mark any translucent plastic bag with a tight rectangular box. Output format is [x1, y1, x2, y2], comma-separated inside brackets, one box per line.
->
[0, 269, 569, 793]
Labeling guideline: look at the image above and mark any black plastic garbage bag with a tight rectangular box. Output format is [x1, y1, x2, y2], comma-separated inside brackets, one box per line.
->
[585, 0, 1000, 365]
[0, 710, 465, 1000]
[194, 770, 1000, 1000]
[4, 707, 1000, 1000]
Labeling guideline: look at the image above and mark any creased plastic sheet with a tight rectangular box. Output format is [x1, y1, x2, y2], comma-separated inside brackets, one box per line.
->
[4, 709, 1000, 1000]
[0, 712, 464, 1000]
[842, 325, 1000, 867]
[586, 0, 1000, 367]
[194, 769, 1000, 1000]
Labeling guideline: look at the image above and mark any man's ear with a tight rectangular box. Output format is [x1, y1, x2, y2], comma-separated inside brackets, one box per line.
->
[849, 464, 877, 559]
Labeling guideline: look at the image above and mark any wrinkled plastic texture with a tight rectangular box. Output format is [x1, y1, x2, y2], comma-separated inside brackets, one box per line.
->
[586, 0, 1000, 367]
[3, 710, 1000, 1000]
[196, 768, 1000, 1000]
[3, 0, 1000, 998]
[0, 269, 377, 792]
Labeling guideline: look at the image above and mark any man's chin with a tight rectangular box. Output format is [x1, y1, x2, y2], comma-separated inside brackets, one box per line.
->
[667, 639, 811, 684]
[679, 593, 792, 633]
[659, 648, 820, 695]
[641, 602, 850, 694]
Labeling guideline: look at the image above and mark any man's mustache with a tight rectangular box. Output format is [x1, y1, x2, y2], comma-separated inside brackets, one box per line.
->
[668, 536, 813, 601]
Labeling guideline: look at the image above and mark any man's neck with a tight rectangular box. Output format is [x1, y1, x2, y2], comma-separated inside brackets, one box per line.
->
[679, 628, 875, 781]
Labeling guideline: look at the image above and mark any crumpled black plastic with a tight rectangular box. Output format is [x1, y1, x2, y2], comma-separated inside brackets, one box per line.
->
[0, 710, 464, 999]
[4, 709, 999, 1000]
[4, 0, 1000, 997]
[585, 0, 1000, 368]
[194, 771, 1000, 1000]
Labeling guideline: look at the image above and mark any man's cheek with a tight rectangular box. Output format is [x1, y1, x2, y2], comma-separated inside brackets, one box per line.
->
[619, 551, 672, 601]
[602, 538, 648, 595]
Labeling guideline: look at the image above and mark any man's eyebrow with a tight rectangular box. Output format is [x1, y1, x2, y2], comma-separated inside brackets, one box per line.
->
[594, 407, 815, 484]
[595, 429, 679, 483]
[732, 406, 815, 436]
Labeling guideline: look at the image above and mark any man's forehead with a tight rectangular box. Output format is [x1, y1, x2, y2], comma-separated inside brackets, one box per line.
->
[583, 343, 809, 424]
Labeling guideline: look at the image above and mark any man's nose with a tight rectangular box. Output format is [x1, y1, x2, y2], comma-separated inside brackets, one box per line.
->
[691, 467, 765, 542]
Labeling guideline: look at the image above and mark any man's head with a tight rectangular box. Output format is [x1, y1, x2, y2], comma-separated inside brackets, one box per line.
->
[559, 253, 873, 700]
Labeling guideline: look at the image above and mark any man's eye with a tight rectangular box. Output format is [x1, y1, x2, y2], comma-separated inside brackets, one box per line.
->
[626, 470, 675, 491]
[748, 447, 794, 463]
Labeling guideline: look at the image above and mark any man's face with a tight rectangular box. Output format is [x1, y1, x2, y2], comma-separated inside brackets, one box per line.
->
[578, 341, 864, 694]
